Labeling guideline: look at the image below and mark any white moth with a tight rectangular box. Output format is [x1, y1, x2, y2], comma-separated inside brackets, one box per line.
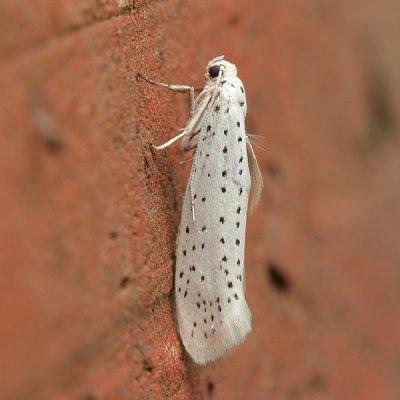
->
[140, 56, 263, 364]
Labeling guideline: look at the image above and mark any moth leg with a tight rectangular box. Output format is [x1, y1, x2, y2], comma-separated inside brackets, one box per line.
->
[137, 73, 195, 111]
[179, 154, 195, 165]
[153, 130, 186, 150]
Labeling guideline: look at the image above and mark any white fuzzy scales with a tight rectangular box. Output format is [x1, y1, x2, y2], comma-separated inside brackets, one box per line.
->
[142, 56, 262, 365]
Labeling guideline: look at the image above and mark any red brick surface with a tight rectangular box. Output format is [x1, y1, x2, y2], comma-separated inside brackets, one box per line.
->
[1, 1, 399, 399]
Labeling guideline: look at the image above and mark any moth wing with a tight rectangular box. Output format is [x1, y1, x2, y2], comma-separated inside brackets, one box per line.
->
[246, 139, 263, 212]
[175, 90, 252, 365]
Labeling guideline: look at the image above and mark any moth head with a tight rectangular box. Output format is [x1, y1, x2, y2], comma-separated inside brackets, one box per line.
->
[205, 56, 237, 81]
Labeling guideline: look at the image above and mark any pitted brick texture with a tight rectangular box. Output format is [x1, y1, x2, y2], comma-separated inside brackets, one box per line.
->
[0, 1, 399, 399]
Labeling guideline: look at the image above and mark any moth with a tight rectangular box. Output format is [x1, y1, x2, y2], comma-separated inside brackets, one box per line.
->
[139, 56, 263, 364]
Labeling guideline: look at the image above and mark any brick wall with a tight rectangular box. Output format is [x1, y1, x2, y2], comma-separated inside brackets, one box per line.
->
[1, 0, 399, 399]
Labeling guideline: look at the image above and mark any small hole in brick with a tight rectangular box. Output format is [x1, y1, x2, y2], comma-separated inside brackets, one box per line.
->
[42, 136, 64, 153]
[120, 276, 130, 288]
[109, 231, 119, 239]
[84, 394, 97, 400]
[143, 359, 153, 373]
[207, 381, 215, 396]
[267, 262, 290, 293]
[266, 161, 282, 179]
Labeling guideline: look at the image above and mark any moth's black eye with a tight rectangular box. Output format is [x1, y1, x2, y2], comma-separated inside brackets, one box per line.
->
[209, 65, 220, 78]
